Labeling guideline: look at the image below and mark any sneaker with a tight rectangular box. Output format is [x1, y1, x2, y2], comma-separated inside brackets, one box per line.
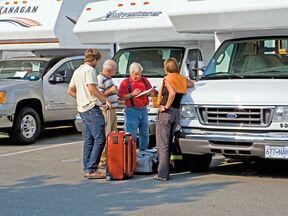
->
[153, 175, 169, 181]
[87, 170, 106, 179]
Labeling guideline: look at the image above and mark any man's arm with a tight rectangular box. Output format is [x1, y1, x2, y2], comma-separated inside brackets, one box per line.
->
[67, 86, 76, 98]
[87, 83, 112, 108]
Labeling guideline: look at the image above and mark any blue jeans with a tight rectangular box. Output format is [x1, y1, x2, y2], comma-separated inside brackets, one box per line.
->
[124, 107, 149, 150]
[79, 106, 105, 173]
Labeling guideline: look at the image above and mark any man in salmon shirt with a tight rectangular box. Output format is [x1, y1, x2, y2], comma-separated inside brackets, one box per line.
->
[118, 62, 157, 150]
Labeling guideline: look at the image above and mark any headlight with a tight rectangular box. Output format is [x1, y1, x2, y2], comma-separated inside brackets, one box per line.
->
[273, 106, 288, 122]
[180, 105, 198, 119]
[0, 91, 6, 104]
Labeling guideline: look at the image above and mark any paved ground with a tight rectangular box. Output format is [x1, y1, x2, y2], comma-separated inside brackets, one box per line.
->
[0, 127, 288, 216]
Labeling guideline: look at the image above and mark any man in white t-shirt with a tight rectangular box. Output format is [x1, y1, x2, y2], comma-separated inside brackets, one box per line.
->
[68, 49, 111, 179]
[97, 59, 118, 168]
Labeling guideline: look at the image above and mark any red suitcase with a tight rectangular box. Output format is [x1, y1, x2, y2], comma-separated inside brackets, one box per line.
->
[106, 131, 137, 180]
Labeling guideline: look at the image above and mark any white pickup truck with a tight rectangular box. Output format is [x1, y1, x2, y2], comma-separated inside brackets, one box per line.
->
[0, 55, 83, 144]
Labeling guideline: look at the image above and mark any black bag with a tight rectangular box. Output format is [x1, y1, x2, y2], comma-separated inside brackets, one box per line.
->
[170, 130, 189, 173]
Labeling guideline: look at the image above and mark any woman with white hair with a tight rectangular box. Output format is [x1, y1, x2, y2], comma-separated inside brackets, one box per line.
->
[118, 62, 157, 150]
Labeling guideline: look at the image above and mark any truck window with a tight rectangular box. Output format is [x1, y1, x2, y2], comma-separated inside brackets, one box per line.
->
[0, 60, 47, 80]
[112, 47, 184, 77]
[203, 37, 288, 79]
[51, 60, 82, 84]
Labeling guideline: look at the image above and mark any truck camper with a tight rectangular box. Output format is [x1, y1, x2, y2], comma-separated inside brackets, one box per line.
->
[73, 0, 215, 142]
[168, 0, 288, 171]
[0, 0, 113, 144]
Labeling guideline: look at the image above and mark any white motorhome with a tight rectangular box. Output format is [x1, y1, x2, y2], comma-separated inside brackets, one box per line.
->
[168, 0, 288, 171]
[0, 0, 112, 144]
[73, 0, 215, 143]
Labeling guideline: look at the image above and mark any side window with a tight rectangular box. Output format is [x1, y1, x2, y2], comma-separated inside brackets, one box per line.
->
[117, 52, 130, 76]
[215, 43, 234, 73]
[49, 60, 78, 84]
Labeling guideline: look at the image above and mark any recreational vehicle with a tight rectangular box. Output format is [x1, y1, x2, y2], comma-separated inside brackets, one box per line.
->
[73, 0, 215, 143]
[0, 0, 112, 144]
[168, 0, 288, 171]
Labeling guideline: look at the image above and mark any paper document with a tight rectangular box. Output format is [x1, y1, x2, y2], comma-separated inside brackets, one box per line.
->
[134, 88, 153, 98]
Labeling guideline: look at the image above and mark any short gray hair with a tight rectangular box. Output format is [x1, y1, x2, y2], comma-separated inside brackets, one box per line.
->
[103, 59, 117, 71]
[129, 62, 143, 74]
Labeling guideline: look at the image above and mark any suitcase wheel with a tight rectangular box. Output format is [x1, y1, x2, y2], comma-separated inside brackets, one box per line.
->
[106, 175, 112, 181]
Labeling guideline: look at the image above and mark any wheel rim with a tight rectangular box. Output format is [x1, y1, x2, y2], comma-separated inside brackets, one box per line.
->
[20, 114, 37, 139]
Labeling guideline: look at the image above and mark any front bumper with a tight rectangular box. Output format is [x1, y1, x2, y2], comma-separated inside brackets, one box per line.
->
[74, 114, 156, 135]
[179, 129, 288, 158]
[0, 114, 13, 129]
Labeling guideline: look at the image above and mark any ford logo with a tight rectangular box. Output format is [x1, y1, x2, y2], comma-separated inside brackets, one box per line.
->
[227, 113, 238, 119]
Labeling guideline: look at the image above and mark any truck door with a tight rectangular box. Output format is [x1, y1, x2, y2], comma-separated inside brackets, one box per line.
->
[43, 58, 83, 121]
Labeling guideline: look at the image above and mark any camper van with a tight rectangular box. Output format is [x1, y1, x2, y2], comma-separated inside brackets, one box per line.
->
[0, 0, 112, 144]
[73, 0, 215, 142]
[168, 0, 288, 171]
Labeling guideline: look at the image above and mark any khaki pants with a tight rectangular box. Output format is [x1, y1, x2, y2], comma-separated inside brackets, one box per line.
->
[100, 108, 118, 164]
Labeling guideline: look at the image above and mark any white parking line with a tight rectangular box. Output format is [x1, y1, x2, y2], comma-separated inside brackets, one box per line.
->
[0, 141, 82, 158]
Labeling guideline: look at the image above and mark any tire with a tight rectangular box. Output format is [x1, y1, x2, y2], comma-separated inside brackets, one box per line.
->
[10, 107, 41, 145]
[183, 153, 212, 172]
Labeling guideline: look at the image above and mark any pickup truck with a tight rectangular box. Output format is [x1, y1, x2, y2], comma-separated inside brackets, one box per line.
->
[0, 55, 83, 144]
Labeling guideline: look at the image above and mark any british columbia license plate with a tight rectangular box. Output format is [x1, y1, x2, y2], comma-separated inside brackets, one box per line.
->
[265, 146, 288, 159]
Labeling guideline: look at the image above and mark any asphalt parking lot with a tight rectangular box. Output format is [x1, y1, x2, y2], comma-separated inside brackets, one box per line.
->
[1, 127, 288, 216]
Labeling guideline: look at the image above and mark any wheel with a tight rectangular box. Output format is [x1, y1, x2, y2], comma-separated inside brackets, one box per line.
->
[183, 153, 212, 172]
[10, 107, 41, 145]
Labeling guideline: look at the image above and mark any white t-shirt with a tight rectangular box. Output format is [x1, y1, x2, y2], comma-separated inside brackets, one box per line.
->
[97, 73, 118, 108]
[69, 64, 100, 113]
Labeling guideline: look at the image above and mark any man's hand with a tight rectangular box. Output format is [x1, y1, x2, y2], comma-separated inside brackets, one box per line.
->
[109, 85, 118, 93]
[105, 100, 112, 109]
[132, 88, 141, 97]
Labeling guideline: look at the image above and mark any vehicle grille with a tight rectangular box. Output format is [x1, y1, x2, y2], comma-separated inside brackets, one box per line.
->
[197, 106, 274, 127]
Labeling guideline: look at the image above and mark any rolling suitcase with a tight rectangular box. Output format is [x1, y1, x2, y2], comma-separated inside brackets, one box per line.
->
[106, 110, 137, 180]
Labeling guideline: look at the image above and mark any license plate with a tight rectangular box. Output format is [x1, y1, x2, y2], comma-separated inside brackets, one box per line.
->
[265, 146, 288, 159]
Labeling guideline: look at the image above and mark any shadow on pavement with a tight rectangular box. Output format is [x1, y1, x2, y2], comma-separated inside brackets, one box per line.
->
[208, 157, 288, 179]
[0, 173, 236, 216]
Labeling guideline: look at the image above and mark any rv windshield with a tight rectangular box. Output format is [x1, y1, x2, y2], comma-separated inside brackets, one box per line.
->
[203, 37, 288, 80]
[112, 47, 184, 78]
[0, 60, 47, 81]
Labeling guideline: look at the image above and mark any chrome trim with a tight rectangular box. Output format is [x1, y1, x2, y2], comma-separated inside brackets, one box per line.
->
[184, 132, 288, 142]
[195, 105, 275, 128]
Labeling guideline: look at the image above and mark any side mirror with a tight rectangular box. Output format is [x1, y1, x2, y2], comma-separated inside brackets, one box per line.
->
[48, 73, 64, 84]
[188, 60, 206, 79]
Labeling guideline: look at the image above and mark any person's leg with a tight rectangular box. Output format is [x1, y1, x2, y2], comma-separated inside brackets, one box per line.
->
[79, 111, 94, 173]
[124, 107, 139, 142]
[111, 109, 118, 131]
[156, 110, 173, 179]
[87, 107, 106, 171]
[99, 109, 108, 166]
[139, 108, 149, 150]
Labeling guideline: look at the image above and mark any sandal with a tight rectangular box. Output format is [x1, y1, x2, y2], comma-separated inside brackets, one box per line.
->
[154, 175, 169, 181]
[87, 171, 106, 179]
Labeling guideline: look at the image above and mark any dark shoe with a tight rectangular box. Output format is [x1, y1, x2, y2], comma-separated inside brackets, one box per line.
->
[87, 171, 106, 179]
[154, 175, 168, 181]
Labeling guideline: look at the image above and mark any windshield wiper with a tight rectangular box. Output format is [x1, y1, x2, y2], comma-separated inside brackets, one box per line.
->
[202, 72, 244, 79]
[5, 77, 23, 79]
